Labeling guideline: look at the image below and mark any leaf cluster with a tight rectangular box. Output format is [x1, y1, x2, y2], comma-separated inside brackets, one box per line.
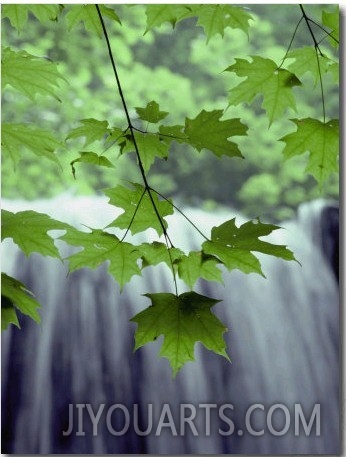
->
[1, 4, 339, 374]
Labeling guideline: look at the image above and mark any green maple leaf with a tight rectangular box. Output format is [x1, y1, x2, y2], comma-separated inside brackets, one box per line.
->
[70, 151, 115, 178]
[203, 217, 296, 276]
[61, 228, 141, 290]
[105, 184, 173, 236]
[66, 119, 111, 147]
[2, 5, 29, 32]
[131, 292, 230, 376]
[121, 132, 169, 173]
[177, 251, 223, 289]
[280, 118, 339, 185]
[287, 47, 334, 85]
[1, 209, 70, 258]
[190, 5, 252, 42]
[2, 5, 60, 32]
[322, 7, 339, 48]
[158, 125, 188, 144]
[144, 5, 191, 33]
[139, 242, 184, 270]
[184, 110, 247, 158]
[135, 101, 169, 124]
[1, 273, 41, 330]
[327, 61, 339, 83]
[1, 47, 66, 101]
[226, 56, 301, 126]
[65, 5, 121, 37]
[2, 123, 61, 167]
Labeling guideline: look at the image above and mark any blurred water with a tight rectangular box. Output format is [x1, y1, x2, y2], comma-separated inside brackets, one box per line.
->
[1, 196, 339, 454]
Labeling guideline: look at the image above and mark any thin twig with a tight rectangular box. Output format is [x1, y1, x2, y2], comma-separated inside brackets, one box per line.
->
[314, 47, 326, 123]
[306, 17, 339, 45]
[150, 187, 210, 241]
[277, 16, 303, 69]
[95, 5, 178, 290]
[299, 5, 324, 56]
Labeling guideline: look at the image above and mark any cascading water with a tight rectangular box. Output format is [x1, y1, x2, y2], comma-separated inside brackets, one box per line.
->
[1, 196, 339, 454]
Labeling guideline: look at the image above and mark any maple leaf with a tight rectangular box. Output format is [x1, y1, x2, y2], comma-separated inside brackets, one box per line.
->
[158, 125, 188, 144]
[65, 5, 121, 37]
[322, 7, 339, 48]
[1, 209, 70, 258]
[144, 5, 191, 33]
[1, 273, 41, 330]
[190, 5, 252, 42]
[226, 56, 301, 126]
[105, 184, 173, 236]
[177, 251, 223, 289]
[66, 118, 112, 147]
[202, 217, 296, 276]
[139, 242, 184, 270]
[184, 110, 247, 158]
[1, 123, 61, 168]
[2, 5, 60, 32]
[287, 47, 335, 85]
[280, 118, 339, 185]
[135, 101, 169, 124]
[131, 292, 230, 376]
[70, 151, 115, 178]
[61, 228, 141, 290]
[1, 47, 66, 101]
[120, 132, 169, 173]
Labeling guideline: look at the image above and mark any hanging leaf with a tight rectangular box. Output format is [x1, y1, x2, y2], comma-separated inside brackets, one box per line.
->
[280, 118, 339, 185]
[66, 118, 112, 147]
[177, 251, 223, 289]
[1, 47, 66, 101]
[158, 125, 188, 144]
[1, 273, 41, 330]
[2, 5, 60, 32]
[286, 47, 335, 85]
[131, 292, 230, 376]
[189, 5, 252, 42]
[139, 242, 184, 270]
[1, 209, 70, 258]
[184, 110, 247, 158]
[135, 101, 169, 124]
[65, 5, 121, 37]
[70, 151, 115, 178]
[1, 123, 61, 168]
[61, 228, 141, 290]
[144, 5, 191, 33]
[203, 217, 296, 276]
[120, 131, 169, 173]
[105, 184, 173, 236]
[322, 7, 339, 48]
[226, 56, 301, 126]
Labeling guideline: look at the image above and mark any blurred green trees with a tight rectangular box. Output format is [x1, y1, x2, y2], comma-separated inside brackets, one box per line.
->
[1, 4, 339, 220]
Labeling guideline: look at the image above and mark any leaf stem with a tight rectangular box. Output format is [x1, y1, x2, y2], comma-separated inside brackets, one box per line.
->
[132, 125, 187, 143]
[96, 6, 166, 229]
[299, 5, 324, 56]
[116, 188, 147, 244]
[306, 17, 339, 45]
[277, 16, 303, 69]
[299, 5, 327, 123]
[95, 5, 178, 292]
[149, 187, 210, 242]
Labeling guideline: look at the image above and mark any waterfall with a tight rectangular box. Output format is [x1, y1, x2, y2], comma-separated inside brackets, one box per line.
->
[1, 196, 339, 454]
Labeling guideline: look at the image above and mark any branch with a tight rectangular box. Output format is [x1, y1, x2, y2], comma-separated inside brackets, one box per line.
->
[95, 5, 178, 293]
[299, 4, 324, 56]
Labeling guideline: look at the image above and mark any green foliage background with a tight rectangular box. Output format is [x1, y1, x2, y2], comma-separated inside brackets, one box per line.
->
[2, 4, 338, 221]
[1, 4, 339, 373]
